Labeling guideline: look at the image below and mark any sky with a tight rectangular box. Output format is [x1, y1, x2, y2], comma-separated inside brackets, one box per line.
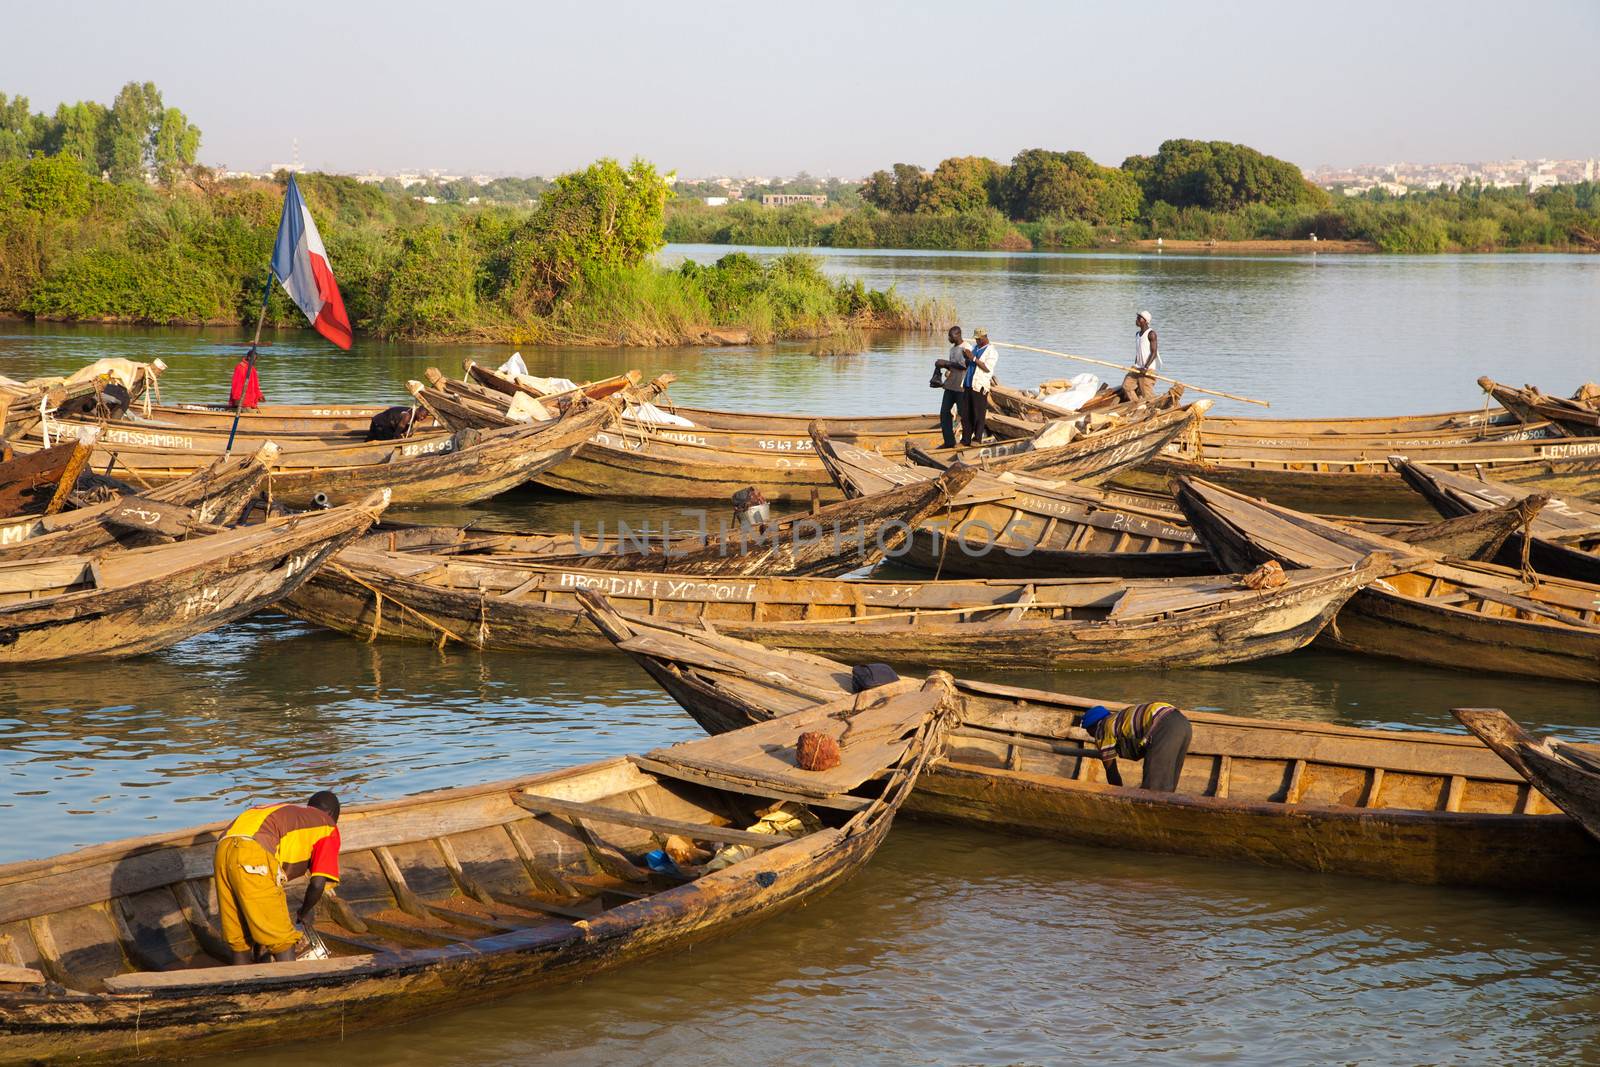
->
[6, 0, 1599, 177]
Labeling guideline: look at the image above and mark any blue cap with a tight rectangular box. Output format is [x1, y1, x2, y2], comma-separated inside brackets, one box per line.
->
[1081, 705, 1112, 733]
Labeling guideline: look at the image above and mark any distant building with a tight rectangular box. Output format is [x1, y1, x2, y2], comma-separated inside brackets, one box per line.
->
[704, 196, 729, 207]
[761, 194, 828, 208]
[268, 162, 306, 175]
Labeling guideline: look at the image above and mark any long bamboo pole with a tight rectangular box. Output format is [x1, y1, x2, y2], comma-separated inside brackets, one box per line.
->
[999, 342, 1271, 408]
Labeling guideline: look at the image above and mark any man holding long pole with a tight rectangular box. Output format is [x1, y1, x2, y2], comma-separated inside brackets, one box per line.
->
[224, 174, 352, 451]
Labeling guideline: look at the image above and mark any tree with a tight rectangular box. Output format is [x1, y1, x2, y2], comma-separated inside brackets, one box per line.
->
[152, 107, 201, 184]
[0, 93, 43, 162]
[1122, 139, 1326, 211]
[923, 156, 1005, 214]
[1002, 149, 1140, 224]
[505, 157, 671, 309]
[106, 82, 163, 182]
[44, 101, 110, 171]
[859, 163, 929, 213]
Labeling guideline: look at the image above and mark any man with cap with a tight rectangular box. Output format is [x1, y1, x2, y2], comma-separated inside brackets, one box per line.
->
[1122, 311, 1159, 401]
[1079, 701, 1191, 792]
[958, 328, 999, 445]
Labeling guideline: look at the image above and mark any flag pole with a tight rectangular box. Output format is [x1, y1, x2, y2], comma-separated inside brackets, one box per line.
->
[225, 270, 274, 455]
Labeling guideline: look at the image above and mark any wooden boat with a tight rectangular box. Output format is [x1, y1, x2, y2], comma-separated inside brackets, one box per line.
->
[0, 433, 97, 518]
[0, 491, 387, 665]
[813, 428, 1214, 578]
[538, 464, 979, 578]
[1478, 377, 1600, 438]
[576, 593, 1600, 893]
[0, 684, 953, 1065]
[76, 371, 640, 438]
[984, 380, 1172, 425]
[1393, 457, 1600, 583]
[0, 443, 278, 562]
[464, 359, 985, 448]
[1174, 477, 1600, 682]
[1118, 433, 1600, 514]
[418, 372, 1009, 505]
[6, 382, 666, 508]
[1455, 708, 1600, 845]
[908, 402, 1208, 485]
[812, 428, 1543, 580]
[282, 546, 1382, 670]
[1189, 403, 1524, 438]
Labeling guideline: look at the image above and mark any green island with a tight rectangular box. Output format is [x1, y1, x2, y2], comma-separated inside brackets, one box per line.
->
[0, 84, 941, 343]
[665, 143, 1600, 254]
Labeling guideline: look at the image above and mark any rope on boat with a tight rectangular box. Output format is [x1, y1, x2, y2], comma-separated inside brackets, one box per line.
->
[330, 563, 470, 650]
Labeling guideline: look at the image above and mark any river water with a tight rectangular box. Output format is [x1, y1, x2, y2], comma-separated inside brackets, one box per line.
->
[2, 248, 1598, 1065]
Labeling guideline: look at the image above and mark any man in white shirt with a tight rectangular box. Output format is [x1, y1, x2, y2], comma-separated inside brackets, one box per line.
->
[959, 328, 998, 445]
[930, 326, 972, 448]
[1123, 310, 1159, 400]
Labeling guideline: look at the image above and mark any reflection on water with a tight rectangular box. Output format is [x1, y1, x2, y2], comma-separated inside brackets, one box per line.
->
[3, 251, 1599, 1063]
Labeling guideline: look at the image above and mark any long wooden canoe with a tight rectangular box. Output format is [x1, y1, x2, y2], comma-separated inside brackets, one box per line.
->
[1455, 707, 1600, 845]
[813, 428, 1544, 580]
[282, 547, 1382, 670]
[0, 491, 387, 665]
[1174, 477, 1600, 682]
[576, 594, 1600, 894]
[0, 683, 954, 1065]
[417, 373, 985, 505]
[0, 443, 278, 562]
[1118, 433, 1600, 514]
[909, 401, 1208, 485]
[813, 428, 1214, 578]
[1478, 377, 1600, 438]
[1393, 457, 1600, 583]
[6, 383, 665, 508]
[464, 359, 986, 447]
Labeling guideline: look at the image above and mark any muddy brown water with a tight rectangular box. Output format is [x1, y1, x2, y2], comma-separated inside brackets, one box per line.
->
[2, 248, 1598, 1064]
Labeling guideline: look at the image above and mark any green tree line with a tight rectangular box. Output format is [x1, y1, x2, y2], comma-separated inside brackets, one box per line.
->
[665, 139, 1600, 253]
[0, 83, 924, 343]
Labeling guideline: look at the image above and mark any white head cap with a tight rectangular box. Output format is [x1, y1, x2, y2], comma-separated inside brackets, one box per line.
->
[1136, 310, 1153, 325]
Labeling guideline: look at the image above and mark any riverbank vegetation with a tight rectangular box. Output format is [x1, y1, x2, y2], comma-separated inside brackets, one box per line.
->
[0, 84, 932, 343]
[664, 140, 1600, 254]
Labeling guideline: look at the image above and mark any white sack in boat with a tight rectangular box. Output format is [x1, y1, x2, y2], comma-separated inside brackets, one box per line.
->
[518, 375, 580, 396]
[625, 402, 696, 427]
[1037, 373, 1102, 412]
[497, 352, 530, 378]
[505, 392, 553, 422]
[1030, 417, 1083, 449]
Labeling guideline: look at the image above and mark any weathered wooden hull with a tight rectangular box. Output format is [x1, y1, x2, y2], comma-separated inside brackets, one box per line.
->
[1478, 378, 1600, 438]
[283, 556, 1377, 671]
[1174, 477, 1600, 682]
[904, 762, 1593, 890]
[1394, 458, 1600, 584]
[1122, 444, 1600, 515]
[582, 603, 1600, 894]
[0, 686, 946, 1065]
[537, 428, 846, 503]
[1455, 708, 1600, 846]
[0, 446, 276, 562]
[913, 403, 1203, 486]
[11, 404, 622, 508]
[0, 497, 385, 664]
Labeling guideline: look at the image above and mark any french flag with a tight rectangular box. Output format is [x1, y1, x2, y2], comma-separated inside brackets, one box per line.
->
[270, 174, 353, 350]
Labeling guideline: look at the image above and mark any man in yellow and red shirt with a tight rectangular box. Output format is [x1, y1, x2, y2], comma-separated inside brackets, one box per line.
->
[213, 790, 342, 964]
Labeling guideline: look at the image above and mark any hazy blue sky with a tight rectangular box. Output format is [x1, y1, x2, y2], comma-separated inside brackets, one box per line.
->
[7, 0, 1598, 176]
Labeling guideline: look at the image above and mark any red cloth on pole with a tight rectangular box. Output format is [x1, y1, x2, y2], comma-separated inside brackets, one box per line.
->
[230, 360, 264, 410]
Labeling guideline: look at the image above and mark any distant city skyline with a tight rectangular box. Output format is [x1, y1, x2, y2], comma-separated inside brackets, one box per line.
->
[7, 0, 1598, 176]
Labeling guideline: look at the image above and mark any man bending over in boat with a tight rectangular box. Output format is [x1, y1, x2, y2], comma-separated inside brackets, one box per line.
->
[229, 348, 265, 411]
[1080, 702, 1191, 792]
[213, 790, 342, 964]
